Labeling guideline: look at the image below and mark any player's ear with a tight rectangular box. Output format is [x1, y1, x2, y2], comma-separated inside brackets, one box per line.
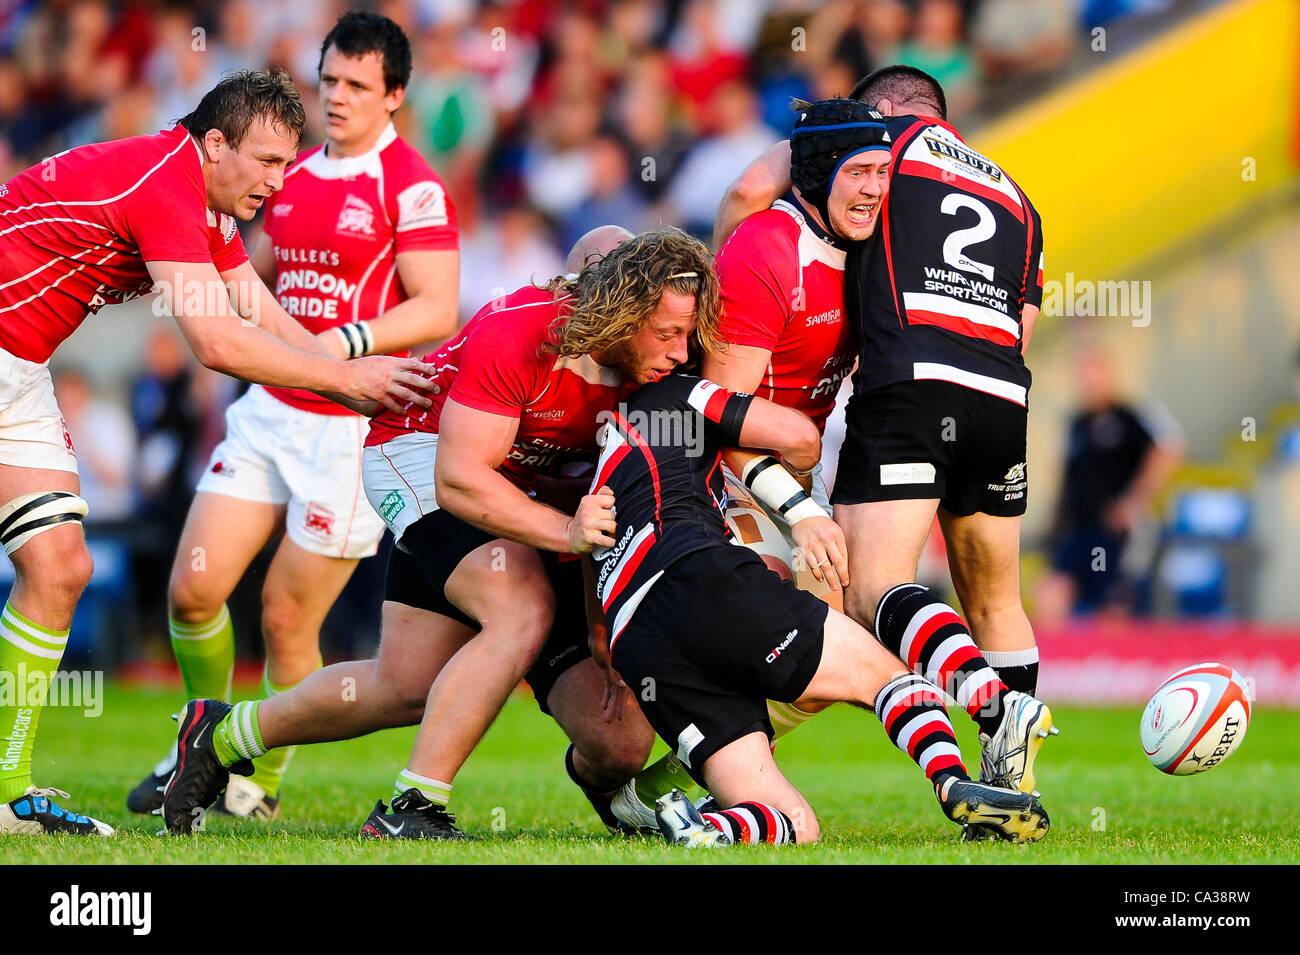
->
[875, 99, 895, 116]
[202, 128, 225, 162]
[385, 85, 406, 114]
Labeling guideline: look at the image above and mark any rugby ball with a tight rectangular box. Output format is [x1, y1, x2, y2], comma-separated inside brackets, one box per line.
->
[1140, 663, 1251, 775]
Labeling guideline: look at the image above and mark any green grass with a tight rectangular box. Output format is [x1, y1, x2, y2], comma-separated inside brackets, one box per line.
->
[4, 684, 1298, 864]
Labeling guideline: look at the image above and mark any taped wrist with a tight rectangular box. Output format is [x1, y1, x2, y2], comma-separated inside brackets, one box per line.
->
[335, 321, 374, 359]
[740, 456, 825, 525]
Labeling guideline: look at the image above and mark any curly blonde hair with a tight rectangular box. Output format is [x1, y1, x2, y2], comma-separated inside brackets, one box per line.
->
[541, 227, 723, 358]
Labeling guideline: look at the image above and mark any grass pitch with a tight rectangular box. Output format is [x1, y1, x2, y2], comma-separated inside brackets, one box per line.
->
[3, 684, 1297, 864]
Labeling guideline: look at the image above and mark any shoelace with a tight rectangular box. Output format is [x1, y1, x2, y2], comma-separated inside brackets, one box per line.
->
[27, 786, 72, 801]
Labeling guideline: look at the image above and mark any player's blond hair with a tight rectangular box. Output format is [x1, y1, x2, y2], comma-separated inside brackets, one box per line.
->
[542, 227, 723, 358]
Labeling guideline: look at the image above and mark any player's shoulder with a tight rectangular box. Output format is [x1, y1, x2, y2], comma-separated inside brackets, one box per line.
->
[287, 142, 327, 172]
[718, 205, 799, 263]
[468, 285, 563, 341]
[381, 133, 440, 177]
[92, 127, 201, 185]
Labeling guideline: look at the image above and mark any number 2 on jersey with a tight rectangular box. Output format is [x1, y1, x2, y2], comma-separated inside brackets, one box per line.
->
[940, 194, 996, 281]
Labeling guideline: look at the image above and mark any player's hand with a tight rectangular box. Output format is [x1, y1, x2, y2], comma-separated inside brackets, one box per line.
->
[791, 515, 849, 591]
[338, 355, 441, 414]
[566, 486, 618, 554]
[600, 670, 633, 723]
[316, 327, 349, 360]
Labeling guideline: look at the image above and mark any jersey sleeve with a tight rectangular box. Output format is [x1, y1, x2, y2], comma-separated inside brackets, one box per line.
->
[209, 212, 249, 272]
[680, 376, 754, 448]
[385, 147, 459, 254]
[1024, 201, 1044, 310]
[715, 212, 797, 352]
[121, 155, 219, 264]
[447, 310, 542, 417]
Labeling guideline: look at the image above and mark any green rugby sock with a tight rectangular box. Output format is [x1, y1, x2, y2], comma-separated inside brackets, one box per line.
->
[213, 700, 266, 768]
[246, 664, 316, 798]
[768, 699, 819, 738]
[632, 750, 697, 805]
[0, 601, 68, 801]
[395, 768, 452, 807]
[170, 606, 234, 702]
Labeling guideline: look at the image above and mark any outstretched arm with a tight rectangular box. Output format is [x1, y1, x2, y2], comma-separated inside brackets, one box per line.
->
[713, 140, 792, 251]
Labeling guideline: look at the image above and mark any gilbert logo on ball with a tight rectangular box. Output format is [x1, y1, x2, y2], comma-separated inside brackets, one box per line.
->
[1140, 663, 1252, 775]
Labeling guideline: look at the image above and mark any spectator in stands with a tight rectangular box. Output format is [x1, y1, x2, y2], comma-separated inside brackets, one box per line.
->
[971, 0, 1074, 98]
[131, 326, 202, 541]
[894, 0, 977, 120]
[614, 51, 694, 204]
[664, 76, 778, 238]
[560, 135, 650, 250]
[521, 74, 604, 219]
[458, 204, 565, 322]
[1036, 344, 1186, 624]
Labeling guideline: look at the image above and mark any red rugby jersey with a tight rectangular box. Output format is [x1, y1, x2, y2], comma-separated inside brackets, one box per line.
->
[0, 126, 248, 363]
[714, 195, 854, 433]
[365, 285, 637, 490]
[262, 124, 459, 415]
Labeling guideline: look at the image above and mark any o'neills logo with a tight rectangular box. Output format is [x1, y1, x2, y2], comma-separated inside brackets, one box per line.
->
[767, 629, 798, 663]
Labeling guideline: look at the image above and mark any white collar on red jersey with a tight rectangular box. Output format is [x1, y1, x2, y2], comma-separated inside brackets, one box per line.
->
[306, 123, 398, 180]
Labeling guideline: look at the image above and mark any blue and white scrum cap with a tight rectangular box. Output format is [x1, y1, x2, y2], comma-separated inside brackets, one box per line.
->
[789, 98, 891, 234]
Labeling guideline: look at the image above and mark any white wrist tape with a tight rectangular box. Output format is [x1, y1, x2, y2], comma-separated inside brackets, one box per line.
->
[335, 321, 375, 359]
[740, 456, 824, 526]
[356, 320, 374, 355]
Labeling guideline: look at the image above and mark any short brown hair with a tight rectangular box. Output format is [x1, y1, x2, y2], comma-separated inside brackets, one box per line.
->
[542, 227, 723, 359]
[178, 70, 306, 149]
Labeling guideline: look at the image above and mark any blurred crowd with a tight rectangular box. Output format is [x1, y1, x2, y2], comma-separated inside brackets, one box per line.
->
[1, 0, 1179, 295]
[0, 0, 1227, 658]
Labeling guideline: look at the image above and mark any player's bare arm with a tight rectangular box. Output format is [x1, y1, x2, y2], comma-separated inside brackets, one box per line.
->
[581, 557, 626, 724]
[702, 342, 773, 397]
[713, 140, 793, 250]
[151, 259, 437, 412]
[218, 258, 331, 357]
[1021, 303, 1040, 354]
[249, 232, 278, 287]
[434, 398, 616, 554]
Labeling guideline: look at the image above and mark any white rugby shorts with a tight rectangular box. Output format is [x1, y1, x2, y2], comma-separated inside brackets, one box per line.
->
[196, 385, 383, 559]
[361, 430, 441, 546]
[0, 347, 79, 475]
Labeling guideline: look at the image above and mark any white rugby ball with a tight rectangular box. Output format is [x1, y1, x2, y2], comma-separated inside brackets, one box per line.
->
[1140, 663, 1251, 775]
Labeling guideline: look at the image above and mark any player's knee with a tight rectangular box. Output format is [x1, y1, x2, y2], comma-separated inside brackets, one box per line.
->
[846, 581, 889, 632]
[260, 586, 311, 647]
[959, 592, 1025, 630]
[474, 581, 554, 656]
[16, 531, 93, 608]
[167, 565, 220, 620]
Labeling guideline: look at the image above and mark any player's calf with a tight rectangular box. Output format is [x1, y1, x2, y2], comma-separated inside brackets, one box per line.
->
[873, 583, 1058, 793]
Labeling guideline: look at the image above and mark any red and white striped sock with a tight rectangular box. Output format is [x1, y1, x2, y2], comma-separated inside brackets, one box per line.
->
[875, 583, 1010, 736]
[702, 802, 796, 844]
[875, 673, 969, 786]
